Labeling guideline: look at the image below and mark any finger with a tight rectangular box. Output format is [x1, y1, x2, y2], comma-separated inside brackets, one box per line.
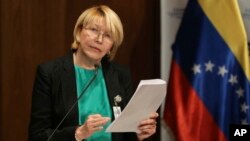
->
[138, 128, 155, 135]
[138, 124, 156, 131]
[91, 118, 110, 127]
[149, 112, 159, 119]
[138, 112, 158, 126]
[137, 128, 156, 141]
[138, 127, 156, 136]
[139, 119, 157, 127]
[84, 122, 104, 132]
[91, 125, 104, 132]
[87, 115, 110, 123]
[87, 114, 102, 119]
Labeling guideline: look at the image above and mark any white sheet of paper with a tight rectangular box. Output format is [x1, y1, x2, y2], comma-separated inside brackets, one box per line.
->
[106, 79, 167, 132]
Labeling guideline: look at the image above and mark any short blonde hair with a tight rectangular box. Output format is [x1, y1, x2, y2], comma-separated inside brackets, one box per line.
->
[71, 5, 124, 61]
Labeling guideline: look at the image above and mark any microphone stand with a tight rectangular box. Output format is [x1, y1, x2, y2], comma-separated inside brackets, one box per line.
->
[46, 65, 99, 141]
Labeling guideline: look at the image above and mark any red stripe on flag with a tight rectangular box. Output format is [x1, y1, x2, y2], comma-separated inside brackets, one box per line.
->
[164, 61, 226, 141]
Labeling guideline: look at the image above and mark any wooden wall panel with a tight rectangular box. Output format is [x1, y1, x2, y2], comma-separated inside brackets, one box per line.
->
[0, 0, 2, 139]
[0, 0, 67, 140]
[0, 0, 160, 140]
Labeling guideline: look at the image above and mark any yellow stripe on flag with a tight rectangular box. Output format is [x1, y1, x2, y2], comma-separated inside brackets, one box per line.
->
[198, 0, 250, 80]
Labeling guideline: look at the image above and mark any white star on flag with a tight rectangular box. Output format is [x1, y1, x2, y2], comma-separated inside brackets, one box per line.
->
[192, 64, 201, 75]
[218, 65, 228, 77]
[241, 102, 249, 113]
[204, 60, 215, 72]
[236, 88, 244, 98]
[228, 74, 238, 85]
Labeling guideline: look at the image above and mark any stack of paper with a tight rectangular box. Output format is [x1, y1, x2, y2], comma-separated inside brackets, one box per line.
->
[106, 79, 167, 132]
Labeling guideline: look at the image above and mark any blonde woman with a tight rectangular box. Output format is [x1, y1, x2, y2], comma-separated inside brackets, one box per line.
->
[29, 5, 158, 141]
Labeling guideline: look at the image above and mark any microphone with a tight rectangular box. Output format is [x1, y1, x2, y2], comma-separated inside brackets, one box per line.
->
[46, 64, 99, 141]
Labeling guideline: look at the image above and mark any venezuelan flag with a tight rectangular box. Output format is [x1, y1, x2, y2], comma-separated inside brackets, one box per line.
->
[164, 0, 250, 140]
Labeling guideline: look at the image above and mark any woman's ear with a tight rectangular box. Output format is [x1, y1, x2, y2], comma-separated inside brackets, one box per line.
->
[75, 26, 83, 43]
[76, 31, 81, 43]
[76, 35, 80, 43]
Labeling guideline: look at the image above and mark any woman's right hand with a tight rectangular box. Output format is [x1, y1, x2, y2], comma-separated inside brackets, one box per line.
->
[75, 114, 110, 140]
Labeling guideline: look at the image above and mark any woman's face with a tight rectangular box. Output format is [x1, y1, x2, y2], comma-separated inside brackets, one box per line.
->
[77, 18, 114, 62]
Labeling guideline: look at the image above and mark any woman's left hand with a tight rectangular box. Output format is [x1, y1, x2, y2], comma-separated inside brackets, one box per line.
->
[136, 112, 159, 141]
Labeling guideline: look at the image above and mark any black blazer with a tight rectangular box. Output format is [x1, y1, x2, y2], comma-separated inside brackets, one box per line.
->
[28, 52, 138, 141]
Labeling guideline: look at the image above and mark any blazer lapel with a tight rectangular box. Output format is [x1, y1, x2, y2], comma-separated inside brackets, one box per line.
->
[60, 52, 78, 125]
[102, 61, 126, 111]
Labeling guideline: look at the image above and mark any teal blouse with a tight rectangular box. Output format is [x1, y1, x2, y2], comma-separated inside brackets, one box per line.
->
[74, 65, 112, 141]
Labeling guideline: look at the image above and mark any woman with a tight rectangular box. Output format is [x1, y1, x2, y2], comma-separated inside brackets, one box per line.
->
[29, 5, 158, 141]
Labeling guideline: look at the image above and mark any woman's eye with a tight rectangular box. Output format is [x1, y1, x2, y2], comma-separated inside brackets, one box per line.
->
[104, 34, 111, 38]
[90, 28, 98, 32]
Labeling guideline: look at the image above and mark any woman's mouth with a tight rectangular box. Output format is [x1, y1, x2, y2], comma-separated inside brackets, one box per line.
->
[90, 46, 101, 52]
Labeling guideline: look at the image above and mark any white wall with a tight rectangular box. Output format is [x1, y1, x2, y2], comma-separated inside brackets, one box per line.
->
[160, 0, 188, 140]
[238, 0, 250, 42]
